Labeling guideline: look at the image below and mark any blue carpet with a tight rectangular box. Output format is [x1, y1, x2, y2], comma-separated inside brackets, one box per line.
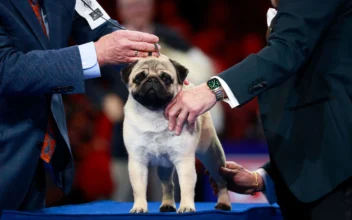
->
[1, 201, 282, 220]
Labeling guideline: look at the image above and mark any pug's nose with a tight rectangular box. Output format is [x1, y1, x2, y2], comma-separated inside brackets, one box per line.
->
[147, 77, 159, 84]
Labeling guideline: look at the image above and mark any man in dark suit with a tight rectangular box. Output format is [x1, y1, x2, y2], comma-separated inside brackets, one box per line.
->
[0, 0, 159, 211]
[165, 0, 352, 218]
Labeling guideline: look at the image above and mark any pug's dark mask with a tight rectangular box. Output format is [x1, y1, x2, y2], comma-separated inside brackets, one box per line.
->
[121, 56, 189, 111]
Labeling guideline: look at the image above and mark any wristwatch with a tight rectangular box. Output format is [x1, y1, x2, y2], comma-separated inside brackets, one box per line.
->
[207, 78, 224, 101]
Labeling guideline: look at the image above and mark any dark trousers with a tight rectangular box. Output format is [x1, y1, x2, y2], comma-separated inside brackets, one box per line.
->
[272, 165, 352, 219]
[18, 138, 71, 211]
[18, 160, 46, 211]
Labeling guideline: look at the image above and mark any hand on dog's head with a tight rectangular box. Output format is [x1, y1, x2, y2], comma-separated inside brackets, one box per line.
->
[121, 55, 188, 110]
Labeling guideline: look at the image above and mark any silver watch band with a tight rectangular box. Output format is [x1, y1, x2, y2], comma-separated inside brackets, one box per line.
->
[212, 87, 224, 101]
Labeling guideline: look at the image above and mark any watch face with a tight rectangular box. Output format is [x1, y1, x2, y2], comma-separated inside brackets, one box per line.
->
[207, 78, 221, 90]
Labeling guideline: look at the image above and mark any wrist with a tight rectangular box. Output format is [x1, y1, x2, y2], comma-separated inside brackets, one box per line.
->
[251, 171, 264, 194]
[257, 173, 264, 192]
[94, 41, 105, 67]
[203, 83, 217, 103]
[207, 78, 224, 102]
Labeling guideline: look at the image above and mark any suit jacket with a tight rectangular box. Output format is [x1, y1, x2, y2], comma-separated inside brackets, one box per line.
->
[0, 0, 118, 210]
[219, 0, 352, 203]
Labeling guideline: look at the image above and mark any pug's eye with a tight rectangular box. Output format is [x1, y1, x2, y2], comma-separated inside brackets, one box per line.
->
[160, 72, 172, 85]
[133, 72, 146, 84]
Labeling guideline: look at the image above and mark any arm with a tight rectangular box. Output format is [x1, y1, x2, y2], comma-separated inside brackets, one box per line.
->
[0, 6, 121, 96]
[165, 0, 343, 134]
[210, 161, 277, 204]
[218, 0, 343, 104]
[72, 10, 123, 81]
[0, 25, 84, 96]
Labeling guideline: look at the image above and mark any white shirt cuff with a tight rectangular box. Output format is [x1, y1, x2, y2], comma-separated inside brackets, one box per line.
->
[211, 76, 240, 108]
[78, 42, 101, 80]
[256, 168, 277, 204]
[267, 8, 278, 27]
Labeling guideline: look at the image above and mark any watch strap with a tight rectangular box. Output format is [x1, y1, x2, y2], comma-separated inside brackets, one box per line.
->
[212, 87, 224, 101]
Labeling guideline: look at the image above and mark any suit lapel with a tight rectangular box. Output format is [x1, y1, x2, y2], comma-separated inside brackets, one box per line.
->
[43, 0, 61, 49]
[10, 0, 49, 49]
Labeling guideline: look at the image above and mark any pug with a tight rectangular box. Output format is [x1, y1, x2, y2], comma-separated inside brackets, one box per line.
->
[121, 55, 231, 213]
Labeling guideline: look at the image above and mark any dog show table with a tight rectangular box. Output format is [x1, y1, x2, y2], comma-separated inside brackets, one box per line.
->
[1, 201, 282, 220]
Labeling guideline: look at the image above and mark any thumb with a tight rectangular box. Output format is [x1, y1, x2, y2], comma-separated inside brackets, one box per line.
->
[219, 167, 235, 178]
[183, 78, 190, 85]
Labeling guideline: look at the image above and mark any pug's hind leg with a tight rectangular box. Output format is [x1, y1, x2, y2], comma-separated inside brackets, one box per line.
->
[174, 157, 197, 213]
[129, 159, 149, 213]
[197, 138, 232, 211]
[157, 166, 176, 212]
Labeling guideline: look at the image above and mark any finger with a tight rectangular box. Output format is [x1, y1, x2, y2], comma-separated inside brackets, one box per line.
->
[186, 121, 196, 133]
[187, 112, 197, 126]
[175, 109, 189, 136]
[128, 50, 159, 58]
[164, 98, 178, 119]
[128, 50, 147, 58]
[126, 31, 159, 43]
[130, 42, 159, 53]
[126, 57, 143, 63]
[225, 161, 240, 169]
[219, 167, 235, 178]
[155, 44, 161, 52]
[167, 103, 182, 131]
[150, 51, 160, 58]
[184, 79, 190, 85]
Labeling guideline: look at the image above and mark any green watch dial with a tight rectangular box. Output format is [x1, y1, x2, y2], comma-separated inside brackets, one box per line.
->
[207, 78, 222, 90]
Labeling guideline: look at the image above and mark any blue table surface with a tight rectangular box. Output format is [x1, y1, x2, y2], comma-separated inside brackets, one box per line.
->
[3, 201, 280, 216]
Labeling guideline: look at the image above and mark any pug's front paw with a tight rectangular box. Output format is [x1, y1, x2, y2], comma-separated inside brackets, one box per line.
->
[177, 205, 196, 213]
[130, 204, 148, 213]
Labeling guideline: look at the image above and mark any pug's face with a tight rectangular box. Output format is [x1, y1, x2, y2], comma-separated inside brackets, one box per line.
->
[121, 55, 188, 110]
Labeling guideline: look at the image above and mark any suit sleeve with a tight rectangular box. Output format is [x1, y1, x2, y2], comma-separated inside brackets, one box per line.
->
[257, 162, 278, 204]
[217, 0, 343, 104]
[0, 25, 85, 96]
[262, 162, 273, 176]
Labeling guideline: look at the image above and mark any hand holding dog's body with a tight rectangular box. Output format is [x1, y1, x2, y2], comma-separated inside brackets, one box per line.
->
[165, 84, 217, 136]
[208, 161, 264, 195]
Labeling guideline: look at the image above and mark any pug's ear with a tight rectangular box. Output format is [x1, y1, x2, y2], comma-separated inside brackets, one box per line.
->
[169, 59, 189, 85]
[120, 61, 138, 84]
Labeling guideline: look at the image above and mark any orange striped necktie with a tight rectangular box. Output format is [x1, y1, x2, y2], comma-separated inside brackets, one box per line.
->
[28, 0, 56, 163]
[28, 0, 47, 36]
